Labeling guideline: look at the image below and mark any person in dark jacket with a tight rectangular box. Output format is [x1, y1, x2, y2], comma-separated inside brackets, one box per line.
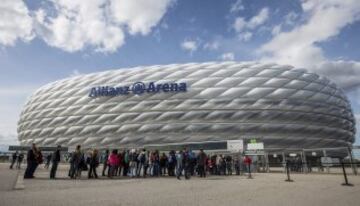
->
[159, 153, 168, 176]
[50, 145, 61, 179]
[24, 144, 38, 178]
[102, 150, 109, 176]
[197, 149, 207, 178]
[167, 150, 176, 176]
[88, 149, 99, 178]
[16, 153, 24, 169]
[9, 151, 18, 169]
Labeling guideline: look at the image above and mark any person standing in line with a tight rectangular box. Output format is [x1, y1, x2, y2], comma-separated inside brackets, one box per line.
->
[88, 149, 99, 179]
[128, 149, 137, 177]
[102, 150, 109, 176]
[143, 151, 150, 177]
[244, 155, 252, 177]
[149, 151, 154, 176]
[123, 150, 129, 176]
[183, 148, 191, 179]
[108, 149, 119, 178]
[225, 155, 233, 175]
[9, 151, 18, 169]
[176, 150, 184, 180]
[215, 155, 221, 175]
[197, 149, 207, 178]
[117, 151, 123, 176]
[50, 145, 61, 179]
[16, 153, 24, 169]
[24, 144, 38, 178]
[153, 150, 160, 177]
[159, 152, 168, 176]
[69, 145, 82, 179]
[137, 149, 146, 177]
[234, 155, 241, 175]
[167, 150, 176, 176]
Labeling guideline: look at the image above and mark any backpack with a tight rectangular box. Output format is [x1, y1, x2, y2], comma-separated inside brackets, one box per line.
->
[37, 152, 43, 164]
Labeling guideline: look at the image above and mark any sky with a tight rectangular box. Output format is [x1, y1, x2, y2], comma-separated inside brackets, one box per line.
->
[0, 0, 360, 147]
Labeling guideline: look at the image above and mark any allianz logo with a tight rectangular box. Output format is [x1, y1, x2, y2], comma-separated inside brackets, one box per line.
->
[89, 82, 187, 98]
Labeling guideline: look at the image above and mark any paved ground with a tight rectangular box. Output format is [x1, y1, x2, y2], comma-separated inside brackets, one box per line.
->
[0, 163, 359, 206]
[0, 164, 19, 191]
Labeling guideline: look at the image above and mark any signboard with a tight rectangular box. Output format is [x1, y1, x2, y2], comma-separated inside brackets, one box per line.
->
[247, 142, 264, 150]
[250, 139, 257, 144]
[245, 150, 265, 156]
[227, 140, 244, 152]
[89, 82, 187, 97]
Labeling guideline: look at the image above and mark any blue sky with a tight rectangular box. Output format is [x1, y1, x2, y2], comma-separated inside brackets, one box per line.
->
[0, 0, 360, 146]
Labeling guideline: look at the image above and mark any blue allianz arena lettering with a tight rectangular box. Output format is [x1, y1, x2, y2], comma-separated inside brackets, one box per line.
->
[89, 82, 187, 97]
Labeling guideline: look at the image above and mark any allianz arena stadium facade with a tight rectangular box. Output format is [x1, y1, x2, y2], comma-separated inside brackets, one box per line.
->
[17, 62, 355, 151]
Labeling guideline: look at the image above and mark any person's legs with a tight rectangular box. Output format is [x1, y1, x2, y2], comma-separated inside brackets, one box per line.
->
[50, 162, 58, 179]
[24, 161, 32, 178]
[102, 163, 107, 176]
[176, 165, 182, 179]
[94, 166, 98, 178]
[29, 162, 38, 178]
[88, 165, 93, 178]
[10, 160, 15, 169]
[199, 165, 204, 177]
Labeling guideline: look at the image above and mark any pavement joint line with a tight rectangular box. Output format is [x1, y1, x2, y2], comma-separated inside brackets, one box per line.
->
[13, 170, 25, 190]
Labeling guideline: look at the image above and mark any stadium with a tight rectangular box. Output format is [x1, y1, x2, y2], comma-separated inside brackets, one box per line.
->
[17, 62, 355, 157]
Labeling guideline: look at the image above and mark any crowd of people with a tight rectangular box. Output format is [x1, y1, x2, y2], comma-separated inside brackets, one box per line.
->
[9, 151, 24, 170]
[17, 143, 253, 180]
[66, 145, 252, 180]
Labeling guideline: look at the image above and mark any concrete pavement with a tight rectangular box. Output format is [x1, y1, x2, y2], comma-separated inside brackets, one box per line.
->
[0, 163, 359, 206]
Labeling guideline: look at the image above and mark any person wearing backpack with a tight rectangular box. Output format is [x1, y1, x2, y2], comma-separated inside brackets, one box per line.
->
[137, 149, 146, 177]
[24, 144, 38, 178]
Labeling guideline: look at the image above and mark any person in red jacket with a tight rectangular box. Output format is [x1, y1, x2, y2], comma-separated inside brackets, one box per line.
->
[244, 156, 252, 178]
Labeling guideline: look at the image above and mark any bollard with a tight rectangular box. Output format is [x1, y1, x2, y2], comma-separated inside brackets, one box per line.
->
[285, 161, 293, 182]
[341, 161, 353, 186]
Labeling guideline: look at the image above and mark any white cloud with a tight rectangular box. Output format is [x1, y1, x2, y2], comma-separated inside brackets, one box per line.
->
[203, 41, 219, 51]
[110, 0, 174, 35]
[220, 52, 235, 61]
[181, 40, 198, 54]
[238, 31, 252, 42]
[0, 0, 34, 46]
[1, 0, 174, 53]
[312, 61, 360, 91]
[259, 0, 360, 68]
[233, 7, 269, 32]
[258, 0, 360, 91]
[230, 0, 244, 13]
